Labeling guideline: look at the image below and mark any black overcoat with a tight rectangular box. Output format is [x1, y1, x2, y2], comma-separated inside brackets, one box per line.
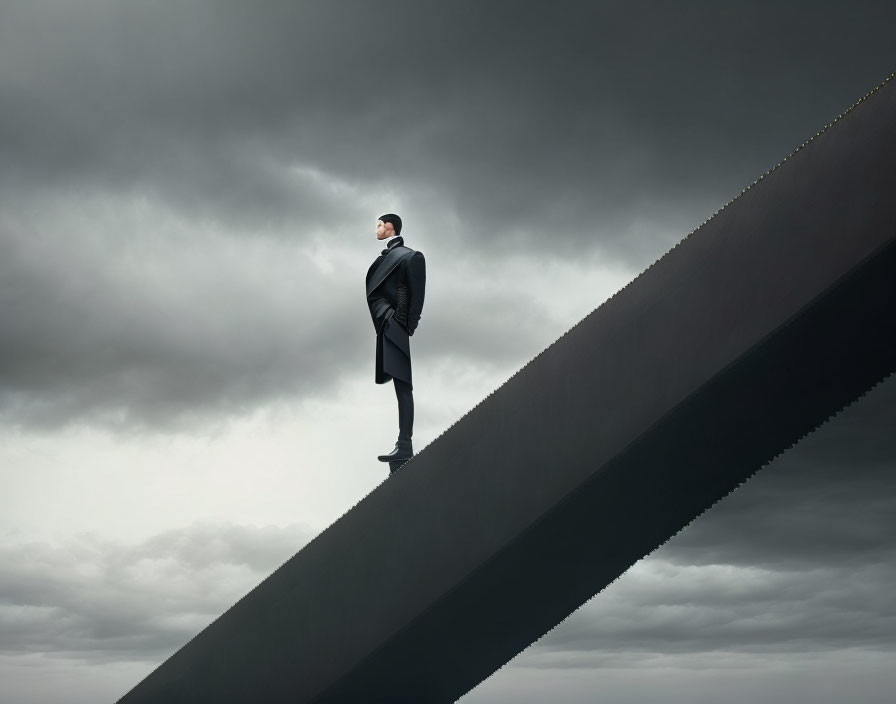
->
[365, 236, 426, 387]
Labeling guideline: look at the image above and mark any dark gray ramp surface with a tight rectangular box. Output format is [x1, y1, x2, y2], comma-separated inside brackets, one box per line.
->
[117, 74, 896, 704]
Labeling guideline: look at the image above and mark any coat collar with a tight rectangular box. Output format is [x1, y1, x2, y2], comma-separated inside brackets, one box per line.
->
[382, 235, 404, 254]
[367, 239, 411, 298]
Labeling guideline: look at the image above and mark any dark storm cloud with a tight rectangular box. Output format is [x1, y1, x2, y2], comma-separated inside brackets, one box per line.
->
[2, 0, 894, 428]
[2, 1, 895, 259]
[526, 373, 896, 663]
[0, 521, 313, 663]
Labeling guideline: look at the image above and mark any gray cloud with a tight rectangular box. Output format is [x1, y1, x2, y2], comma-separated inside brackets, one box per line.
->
[524, 373, 896, 663]
[5, 380, 891, 670]
[660, 374, 896, 570]
[0, 218, 369, 430]
[3, 4, 895, 702]
[2, 1, 894, 431]
[0, 521, 313, 663]
[0, 209, 565, 430]
[2, 1, 894, 259]
[531, 560, 896, 664]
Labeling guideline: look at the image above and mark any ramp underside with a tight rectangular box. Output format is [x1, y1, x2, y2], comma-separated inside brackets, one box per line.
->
[118, 77, 896, 704]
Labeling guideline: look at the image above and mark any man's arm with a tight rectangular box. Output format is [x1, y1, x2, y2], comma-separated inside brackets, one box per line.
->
[405, 251, 426, 335]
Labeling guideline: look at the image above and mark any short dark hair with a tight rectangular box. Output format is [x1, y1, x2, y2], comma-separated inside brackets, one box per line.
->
[379, 213, 402, 235]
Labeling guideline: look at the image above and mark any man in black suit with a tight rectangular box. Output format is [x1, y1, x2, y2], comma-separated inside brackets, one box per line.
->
[365, 213, 426, 469]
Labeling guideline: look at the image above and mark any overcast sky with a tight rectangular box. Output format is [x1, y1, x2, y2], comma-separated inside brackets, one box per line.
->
[1, 2, 894, 703]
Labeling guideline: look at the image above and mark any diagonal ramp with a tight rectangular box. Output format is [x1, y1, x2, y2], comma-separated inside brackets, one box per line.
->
[118, 73, 896, 703]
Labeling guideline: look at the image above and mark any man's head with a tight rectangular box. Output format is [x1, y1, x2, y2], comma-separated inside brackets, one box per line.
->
[376, 213, 402, 240]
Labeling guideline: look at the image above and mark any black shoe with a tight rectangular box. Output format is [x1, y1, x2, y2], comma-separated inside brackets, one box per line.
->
[378, 442, 413, 462]
[388, 459, 407, 475]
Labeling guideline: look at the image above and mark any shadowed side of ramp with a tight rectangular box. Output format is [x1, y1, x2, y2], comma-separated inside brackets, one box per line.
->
[118, 74, 896, 704]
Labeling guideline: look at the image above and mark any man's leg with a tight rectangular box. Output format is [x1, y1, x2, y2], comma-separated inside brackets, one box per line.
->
[394, 377, 414, 446]
[378, 377, 415, 464]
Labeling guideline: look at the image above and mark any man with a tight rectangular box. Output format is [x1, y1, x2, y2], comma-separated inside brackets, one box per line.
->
[365, 213, 426, 470]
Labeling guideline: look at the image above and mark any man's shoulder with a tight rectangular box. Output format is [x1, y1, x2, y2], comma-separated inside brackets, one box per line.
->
[398, 248, 425, 274]
[393, 245, 425, 263]
[397, 245, 424, 259]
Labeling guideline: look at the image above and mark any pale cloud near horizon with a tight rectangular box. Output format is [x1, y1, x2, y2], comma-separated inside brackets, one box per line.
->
[0, 521, 313, 664]
[2, 375, 894, 704]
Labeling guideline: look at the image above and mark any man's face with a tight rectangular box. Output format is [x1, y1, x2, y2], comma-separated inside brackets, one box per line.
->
[376, 220, 393, 240]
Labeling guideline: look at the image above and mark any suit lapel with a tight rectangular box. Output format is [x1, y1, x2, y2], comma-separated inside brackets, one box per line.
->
[366, 246, 410, 298]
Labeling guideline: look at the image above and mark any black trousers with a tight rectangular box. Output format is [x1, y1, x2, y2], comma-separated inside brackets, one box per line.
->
[393, 377, 414, 444]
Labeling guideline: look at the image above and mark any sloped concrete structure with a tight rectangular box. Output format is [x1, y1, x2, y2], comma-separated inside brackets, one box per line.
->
[118, 74, 896, 704]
